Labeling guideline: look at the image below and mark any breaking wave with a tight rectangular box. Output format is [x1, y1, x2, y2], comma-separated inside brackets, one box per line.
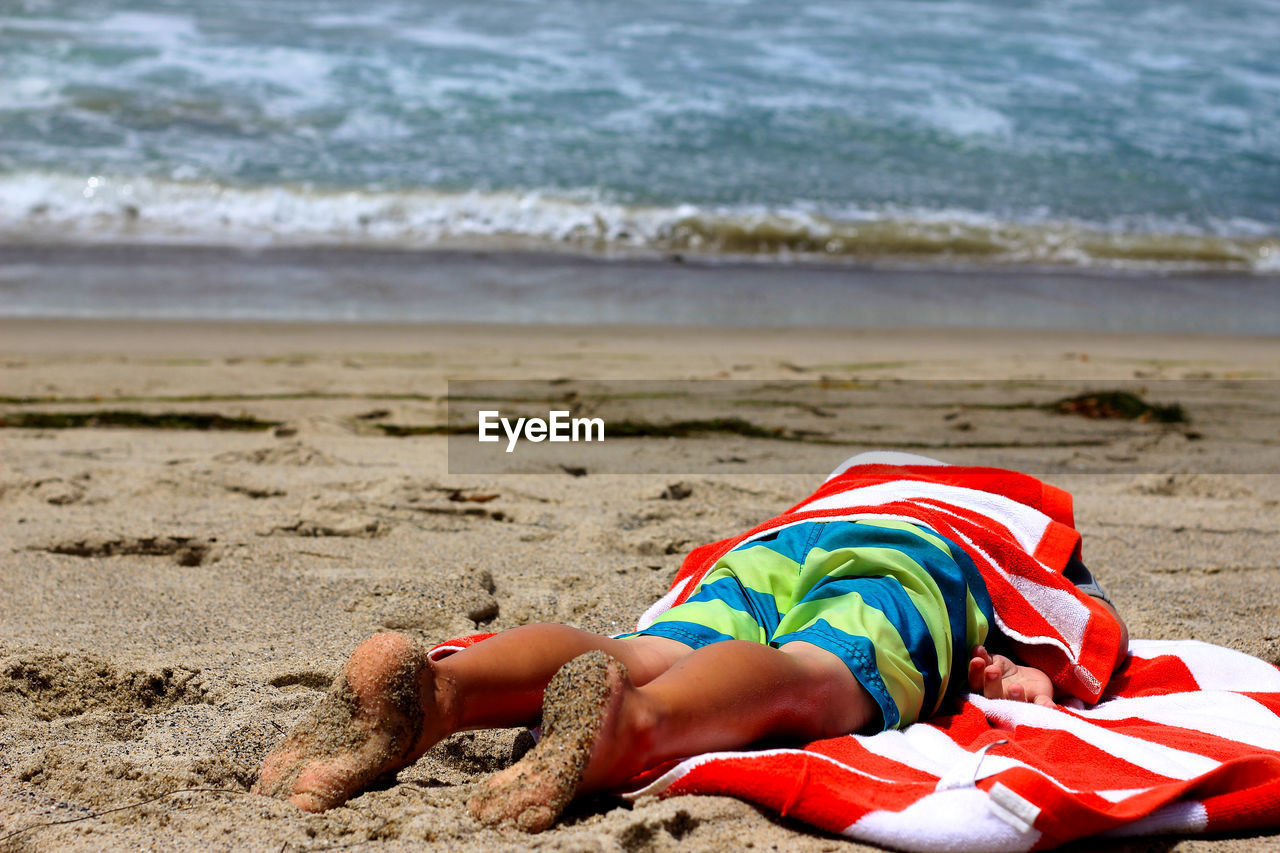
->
[2, 172, 1276, 272]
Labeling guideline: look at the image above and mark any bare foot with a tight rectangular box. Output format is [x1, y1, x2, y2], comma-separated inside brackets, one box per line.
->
[467, 650, 629, 833]
[252, 632, 439, 811]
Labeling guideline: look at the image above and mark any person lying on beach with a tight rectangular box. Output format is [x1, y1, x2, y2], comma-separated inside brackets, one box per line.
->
[254, 459, 1128, 832]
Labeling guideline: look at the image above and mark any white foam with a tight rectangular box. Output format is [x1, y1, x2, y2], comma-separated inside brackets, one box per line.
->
[95, 11, 198, 46]
[903, 94, 1014, 139]
[0, 76, 62, 111]
[0, 171, 1275, 273]
[0, 172, 674, 250]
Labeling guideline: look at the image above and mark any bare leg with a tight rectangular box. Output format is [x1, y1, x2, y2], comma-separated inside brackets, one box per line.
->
[468, 640, 875, 832]
[253, 626, 689, 812]
[440, 625, 689, 731]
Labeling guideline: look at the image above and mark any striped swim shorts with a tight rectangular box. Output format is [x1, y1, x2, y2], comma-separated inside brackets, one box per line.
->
[630, 518, 999, 730]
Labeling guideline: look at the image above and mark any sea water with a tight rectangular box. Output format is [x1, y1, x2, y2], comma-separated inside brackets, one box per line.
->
[0, 0, 1277, 325]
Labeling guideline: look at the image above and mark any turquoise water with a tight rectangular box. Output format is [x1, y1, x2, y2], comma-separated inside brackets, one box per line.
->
[1, 0, 1277, 269]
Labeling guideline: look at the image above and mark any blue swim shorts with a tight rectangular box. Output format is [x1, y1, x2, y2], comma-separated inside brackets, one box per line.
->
[628, 518, 999, 730]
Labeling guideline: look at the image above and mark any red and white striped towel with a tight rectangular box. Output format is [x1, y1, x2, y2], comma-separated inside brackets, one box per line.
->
[620, 638, 1280, 851]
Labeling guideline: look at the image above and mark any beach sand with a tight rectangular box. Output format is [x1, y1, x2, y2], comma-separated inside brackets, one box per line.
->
[1, 317, 1278, 852]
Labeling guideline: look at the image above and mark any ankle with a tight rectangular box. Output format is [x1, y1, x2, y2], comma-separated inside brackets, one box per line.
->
[426, 663, 461, 738]
[589, 686, 662, 790]
[624, 688, 663, 757]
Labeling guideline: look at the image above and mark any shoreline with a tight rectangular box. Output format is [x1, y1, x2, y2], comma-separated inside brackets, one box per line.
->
[3, 243, 1278, 334]
[4, 315, 1279, 366]
[5, 230, 1278, 275]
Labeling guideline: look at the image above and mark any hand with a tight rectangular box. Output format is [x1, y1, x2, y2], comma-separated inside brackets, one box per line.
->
[966, 645, 1055, 707]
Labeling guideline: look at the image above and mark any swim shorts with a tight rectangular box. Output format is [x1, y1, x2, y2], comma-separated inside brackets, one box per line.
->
[629, 518, 999, 730]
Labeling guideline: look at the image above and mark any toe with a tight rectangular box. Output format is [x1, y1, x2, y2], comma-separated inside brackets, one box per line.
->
[287, 765, 346, 812]
[516, 804, 556, 833]
[289, 791, 326, 812]
[983, 665, 1003, 699]
[253, 750, 299, 799]
[468, 787, 506, 826]
[967, 656, 986, 692]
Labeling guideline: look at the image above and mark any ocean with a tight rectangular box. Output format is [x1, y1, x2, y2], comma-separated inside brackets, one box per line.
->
[1, 0, 1277, 326]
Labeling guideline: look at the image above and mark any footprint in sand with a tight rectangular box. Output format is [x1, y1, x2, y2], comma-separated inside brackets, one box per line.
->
[215, 441, 337, 466]
[0, 647, 208, 721]
[1124, 473, 1254, 499]
[264, 517, 389, 538]
[268, 671, 334, 691]
[381, 568, 500, 637]
[38, 535, 219, 566]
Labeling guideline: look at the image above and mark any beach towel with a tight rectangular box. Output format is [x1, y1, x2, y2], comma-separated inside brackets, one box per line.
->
[617, 637, 1280, 851]
[429, 454, 1280, 849]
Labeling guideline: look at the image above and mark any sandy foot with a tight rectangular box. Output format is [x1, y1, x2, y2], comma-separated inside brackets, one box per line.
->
[467, 650, 627, 833]
[252, 632, 430, 812]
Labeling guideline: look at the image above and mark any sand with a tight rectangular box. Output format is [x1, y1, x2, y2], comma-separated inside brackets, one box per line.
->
[1, 317, 1278, 852]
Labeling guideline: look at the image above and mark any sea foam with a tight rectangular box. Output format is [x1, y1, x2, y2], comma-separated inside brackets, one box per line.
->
[1, 172, 1275, 273]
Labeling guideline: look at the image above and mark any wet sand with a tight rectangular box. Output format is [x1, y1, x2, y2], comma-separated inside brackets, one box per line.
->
[4, 242, 1278, 334]
[1, 317, 1278, 852]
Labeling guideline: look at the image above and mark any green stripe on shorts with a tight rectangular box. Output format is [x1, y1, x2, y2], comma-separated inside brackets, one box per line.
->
[633, 519, 994, 730]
